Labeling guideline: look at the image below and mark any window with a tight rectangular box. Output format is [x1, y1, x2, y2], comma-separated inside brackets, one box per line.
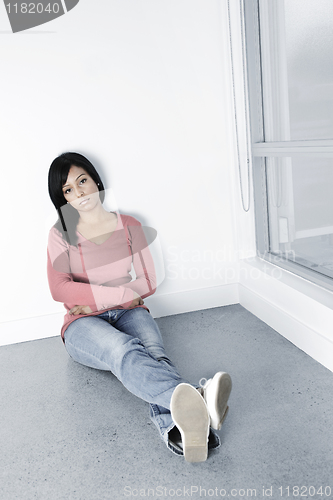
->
[244, 0, 333, 290]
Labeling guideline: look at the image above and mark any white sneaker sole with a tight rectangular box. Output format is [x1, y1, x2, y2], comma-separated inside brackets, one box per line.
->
[206, 372, 232, 430]
[170, 383, 210, 463]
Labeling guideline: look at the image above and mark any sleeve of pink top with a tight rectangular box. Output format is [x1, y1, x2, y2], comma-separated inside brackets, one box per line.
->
[120, 219, 157, 299]
[47, 226, 134, 312]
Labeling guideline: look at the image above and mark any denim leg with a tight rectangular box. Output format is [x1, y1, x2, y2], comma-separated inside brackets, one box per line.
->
[108, 308, 184, 453]
[63, 309, 188, 453]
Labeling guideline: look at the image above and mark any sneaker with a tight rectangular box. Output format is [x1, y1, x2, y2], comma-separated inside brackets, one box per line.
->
[170, 383, 210, 463]
[198, 372, 232, 430]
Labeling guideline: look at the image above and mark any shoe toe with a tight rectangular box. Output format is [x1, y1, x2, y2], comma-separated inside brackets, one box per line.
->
[205, 372, 232, 430]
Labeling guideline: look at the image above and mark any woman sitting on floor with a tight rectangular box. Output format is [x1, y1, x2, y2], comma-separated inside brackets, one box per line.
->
[47, 151, 232, 462]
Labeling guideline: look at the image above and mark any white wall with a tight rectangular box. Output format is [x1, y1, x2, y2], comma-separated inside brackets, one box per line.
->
[0, 0, 256, 344]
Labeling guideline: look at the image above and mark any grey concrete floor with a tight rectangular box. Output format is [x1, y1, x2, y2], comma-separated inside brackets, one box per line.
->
[1, 304, 332, 500]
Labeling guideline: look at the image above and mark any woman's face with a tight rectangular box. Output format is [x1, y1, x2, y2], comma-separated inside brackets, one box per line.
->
[62, 165, 100, 212]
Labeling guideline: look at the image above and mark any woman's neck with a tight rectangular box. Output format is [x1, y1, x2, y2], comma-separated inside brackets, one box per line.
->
[78, 205, 114, 226]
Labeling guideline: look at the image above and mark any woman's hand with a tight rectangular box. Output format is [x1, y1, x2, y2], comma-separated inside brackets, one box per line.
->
[68, 292, 144, 315]
[128, 291, 144, 308]
[69, 305, 93, 315]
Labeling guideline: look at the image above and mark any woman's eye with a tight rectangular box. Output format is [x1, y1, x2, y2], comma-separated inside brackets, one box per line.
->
[64, 178, 87, 195]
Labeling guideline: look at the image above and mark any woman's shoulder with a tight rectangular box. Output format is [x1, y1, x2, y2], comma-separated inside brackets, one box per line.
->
[119, 213, 142, 227]
[48, 222, 69, 249]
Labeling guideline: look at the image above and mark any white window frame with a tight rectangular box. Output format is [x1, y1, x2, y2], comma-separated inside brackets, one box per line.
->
[244, 0, 333, 291]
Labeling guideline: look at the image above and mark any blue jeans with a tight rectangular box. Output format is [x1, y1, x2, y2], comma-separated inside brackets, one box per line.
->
[63, 307, 221, 455]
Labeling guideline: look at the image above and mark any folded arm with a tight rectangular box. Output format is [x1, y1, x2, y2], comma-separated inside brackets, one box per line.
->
[120, 222, 157, 299]
[47, 250, 135, 312]
[47, 226, 135, 313]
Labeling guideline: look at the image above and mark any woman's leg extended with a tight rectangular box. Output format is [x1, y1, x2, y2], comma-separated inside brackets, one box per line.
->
[63, 312, 186, 410]
[111, 307, 188, 452]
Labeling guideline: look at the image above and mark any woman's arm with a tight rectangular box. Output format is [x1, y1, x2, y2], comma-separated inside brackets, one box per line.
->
[68, 292, 144, 316]
[47, 227, 135, 312]
[120, 221, 157, 299]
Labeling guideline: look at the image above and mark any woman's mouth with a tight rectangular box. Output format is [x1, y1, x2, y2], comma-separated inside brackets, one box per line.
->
[80, 198, 90, 205]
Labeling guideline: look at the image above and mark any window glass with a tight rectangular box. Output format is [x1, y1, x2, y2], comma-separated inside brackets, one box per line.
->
[260, 0, 333, 141]
[266, 156, 333, 278]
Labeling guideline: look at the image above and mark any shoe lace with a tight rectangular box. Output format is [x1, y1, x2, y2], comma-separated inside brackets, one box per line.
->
[199, 377, 208, 388]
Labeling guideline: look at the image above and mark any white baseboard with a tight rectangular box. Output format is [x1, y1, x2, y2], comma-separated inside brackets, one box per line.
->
[0, 283, 239, 347]
[147, 283, 239, 318]
[239, 284, 333, 373]
[239, 258, 333, 373]
[0, 312, 65, 347]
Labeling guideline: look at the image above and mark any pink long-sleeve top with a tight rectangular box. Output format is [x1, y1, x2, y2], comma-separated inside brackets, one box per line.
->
[47, 213, 156, 341]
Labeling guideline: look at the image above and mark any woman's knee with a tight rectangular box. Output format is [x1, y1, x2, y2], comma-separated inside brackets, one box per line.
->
[129, 307, 151, 320]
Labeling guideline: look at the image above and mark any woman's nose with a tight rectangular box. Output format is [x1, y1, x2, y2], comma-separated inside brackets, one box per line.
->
[75, 186, 84, 197]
